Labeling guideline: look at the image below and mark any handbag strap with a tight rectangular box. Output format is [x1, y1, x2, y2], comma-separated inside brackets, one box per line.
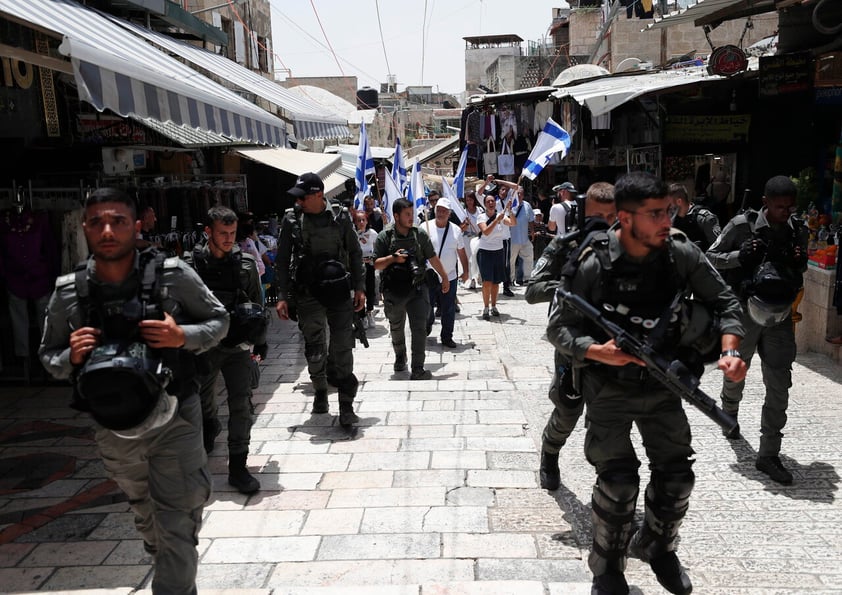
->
[486, 137, 495, 153]
[425, 220, 449, 257]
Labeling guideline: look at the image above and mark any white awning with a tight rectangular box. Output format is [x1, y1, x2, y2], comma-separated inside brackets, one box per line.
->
[551, 67, 725, 116]
[323, 171, 351, 199]
[235, 148, 341, 178]
[647, 0, 775, 30]
[111, 17, 351, 141]
[0, 0, 285, 145]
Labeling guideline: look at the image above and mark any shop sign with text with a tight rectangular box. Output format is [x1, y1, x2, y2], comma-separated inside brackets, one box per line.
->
[664, 115, 751, 144]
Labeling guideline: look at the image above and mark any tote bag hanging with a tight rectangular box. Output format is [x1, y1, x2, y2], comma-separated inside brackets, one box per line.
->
[483, 137, 498, 175]
[497, 138, 515, 176]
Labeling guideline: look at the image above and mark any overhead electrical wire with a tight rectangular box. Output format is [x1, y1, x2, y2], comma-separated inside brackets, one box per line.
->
[374, 0, 392, 76]
[421, 0, 429, 84]
[308, 0, 346, 76]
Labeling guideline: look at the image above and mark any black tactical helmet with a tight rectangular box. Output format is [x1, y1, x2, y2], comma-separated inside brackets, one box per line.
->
[311, 259, 352, 307]
[747, 261, 797, 327]
[76, 342, 171, 430]
[223, 302, 271, 346]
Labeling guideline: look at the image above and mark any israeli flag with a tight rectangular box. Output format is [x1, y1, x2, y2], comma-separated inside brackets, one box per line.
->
[392, 137, 407, 193]
[355, 120, 375, 210]
[521, 117, 571, 181]
[452, 146, 468, 198]
[441, 176, 467, 222]
[407, 161, 425, 222]
[383, 166, 403, 223]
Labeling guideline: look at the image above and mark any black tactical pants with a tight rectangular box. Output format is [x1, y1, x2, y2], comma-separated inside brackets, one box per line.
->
[199, 346, 254, 456]
[296, 293, 355, 391]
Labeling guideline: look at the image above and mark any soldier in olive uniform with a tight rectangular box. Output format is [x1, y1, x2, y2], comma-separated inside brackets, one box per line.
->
[706, 175, 808, 485]
[275, 173, 366, 427]
[525, 182, 616, 491]
[374, 198, 449, 380]
[668, 183, 721, 252]
[39, 188, 229, 595]
[547, 172, 746, 595]
[187, 206, 264, 494]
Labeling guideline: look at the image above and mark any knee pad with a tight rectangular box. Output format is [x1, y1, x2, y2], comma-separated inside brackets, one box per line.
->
[596, 468, 640, 504]
[304, 343, 326, 364]
[651, 463, 695, 502]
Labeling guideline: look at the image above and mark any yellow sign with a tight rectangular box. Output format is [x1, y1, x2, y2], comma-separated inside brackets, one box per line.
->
[664, 115, 751, 144]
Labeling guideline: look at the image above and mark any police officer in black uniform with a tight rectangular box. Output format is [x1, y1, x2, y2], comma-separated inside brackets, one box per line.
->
[668, 183, 721, 252]
[547, 172, 746, 595]
[275, 173, 366, 427]
[706, 175, 808, 484]
[39, 188, 229, 595]
[525, 182, 616, 490]
[188, 206, 265, 494]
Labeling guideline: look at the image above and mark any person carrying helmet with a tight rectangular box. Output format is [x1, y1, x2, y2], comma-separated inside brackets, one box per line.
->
[706, 175, 809, 485]
[186, 205, 267, 494]
[39, 188, 229, 595]
[275, 173, 366, 427]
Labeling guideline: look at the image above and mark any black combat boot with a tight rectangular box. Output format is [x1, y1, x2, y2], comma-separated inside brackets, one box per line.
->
[228, 452, 259, 494]
[337, 374, 360, 427]
[540, 450, 561, 490]
[589, 472, 639, 595]
[202, 417, 221, 454]
[628, 469, 694, 595]
[312, 389, 329, 414]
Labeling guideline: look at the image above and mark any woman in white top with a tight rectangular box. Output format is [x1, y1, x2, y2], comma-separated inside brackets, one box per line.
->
[355, 211, 379, 324]
[462, 191, 484, 289]
[476, 194, 515, 320]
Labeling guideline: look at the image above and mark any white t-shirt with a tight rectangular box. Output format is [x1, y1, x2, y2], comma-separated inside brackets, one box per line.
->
[476, 212, 508, 251]
[423, 220, 465, 281]
[549, 201, 572, 236]
[357, 228, 378, 259]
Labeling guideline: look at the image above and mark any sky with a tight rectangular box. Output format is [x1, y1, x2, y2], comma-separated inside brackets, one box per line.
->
[269, 0, 569, 97]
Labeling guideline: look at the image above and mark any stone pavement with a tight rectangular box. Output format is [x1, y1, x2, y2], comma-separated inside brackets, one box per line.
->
[1, 282, 841, 595]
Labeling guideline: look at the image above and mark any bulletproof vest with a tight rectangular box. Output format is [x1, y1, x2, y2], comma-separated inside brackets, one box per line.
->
[77, 249, 166, 342]
[673, 206, 707, 248]
[191, 245, 247, 310]
[74, 249, 171, 430]
[290, 207, 351, 288]
[588, 236, 681, 348]
[381, 227, 425, 294]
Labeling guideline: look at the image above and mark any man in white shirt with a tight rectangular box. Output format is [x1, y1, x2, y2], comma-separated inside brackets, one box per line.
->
[423, 198, 469, 348]
[548, 182, 577, 236]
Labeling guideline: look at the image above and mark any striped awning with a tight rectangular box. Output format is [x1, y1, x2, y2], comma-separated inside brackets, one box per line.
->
[111, 18, 351, 142]
[0, 0, 285, 146]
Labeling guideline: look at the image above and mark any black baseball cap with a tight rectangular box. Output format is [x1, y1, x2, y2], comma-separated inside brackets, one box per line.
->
[288, 172, 324, 198]
[552, 182, 576, 193]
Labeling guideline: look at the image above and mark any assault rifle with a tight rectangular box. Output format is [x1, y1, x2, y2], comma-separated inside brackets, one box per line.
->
[558, 289, 739, 438]
[353, 313, 369, 348]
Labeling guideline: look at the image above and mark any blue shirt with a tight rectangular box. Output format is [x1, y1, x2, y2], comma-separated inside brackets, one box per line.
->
[509, 201, 535, 245]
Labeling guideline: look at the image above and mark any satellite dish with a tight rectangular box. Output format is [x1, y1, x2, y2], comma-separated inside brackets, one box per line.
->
[552, 64, 610, 86]
[615, 57, 643, 73]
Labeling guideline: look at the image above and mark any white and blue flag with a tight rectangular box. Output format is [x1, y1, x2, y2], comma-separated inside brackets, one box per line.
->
[521, 117, 571, 181]
[407, 161, 425, 221]
[440, 177, 467, 222]
[355, 120, 375, 210]
[452, 146, 468, 198]
[392, 137, 407, 193]
[382, 166, 403, 223]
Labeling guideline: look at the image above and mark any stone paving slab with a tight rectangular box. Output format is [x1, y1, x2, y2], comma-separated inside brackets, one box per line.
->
[2, 286, 842, 594]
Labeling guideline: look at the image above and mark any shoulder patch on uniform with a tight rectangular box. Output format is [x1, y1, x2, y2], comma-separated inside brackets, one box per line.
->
[164, 256, 180, 268]
[669, 228, 689, 241]
[55, 272, 75, 288]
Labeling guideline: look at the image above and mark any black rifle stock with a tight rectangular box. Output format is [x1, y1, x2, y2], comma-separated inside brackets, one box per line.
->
[558, 289, 739, 438]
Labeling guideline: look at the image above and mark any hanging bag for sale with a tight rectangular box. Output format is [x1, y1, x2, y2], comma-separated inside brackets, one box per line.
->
[497, 138, 515, 176]
[483, 137, 498, 176]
